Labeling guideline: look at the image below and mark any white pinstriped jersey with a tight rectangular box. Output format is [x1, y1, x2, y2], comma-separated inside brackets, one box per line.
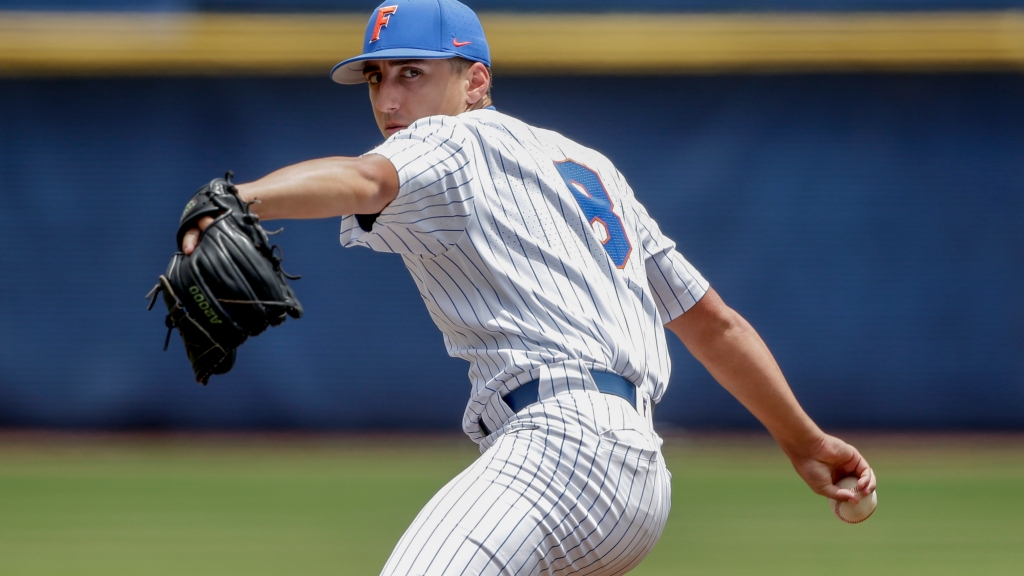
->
[340, 109, 708, 441]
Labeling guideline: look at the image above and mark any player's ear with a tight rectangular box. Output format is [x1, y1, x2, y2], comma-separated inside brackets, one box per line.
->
[465, 62, 491, 106]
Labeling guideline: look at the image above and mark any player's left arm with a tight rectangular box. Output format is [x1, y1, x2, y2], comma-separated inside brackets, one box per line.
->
[237, 154, 399, 221]
[665, 287, 876, 503]
[181, 154, 399, 254]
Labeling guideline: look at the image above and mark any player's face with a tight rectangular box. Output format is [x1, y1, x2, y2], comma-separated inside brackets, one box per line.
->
[363, 59, 472, 138]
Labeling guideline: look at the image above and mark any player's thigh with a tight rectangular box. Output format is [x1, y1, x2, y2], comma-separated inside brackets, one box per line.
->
[380, 426, 545, 576]
[526, 427, 671, 576]
[380, 423, 670, 576]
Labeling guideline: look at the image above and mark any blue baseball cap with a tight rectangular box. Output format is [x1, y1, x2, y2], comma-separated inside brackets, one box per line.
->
[331, 0, 491, 85]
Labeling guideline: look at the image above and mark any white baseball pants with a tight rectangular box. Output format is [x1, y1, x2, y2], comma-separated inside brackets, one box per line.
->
[380, 390, 672, 576]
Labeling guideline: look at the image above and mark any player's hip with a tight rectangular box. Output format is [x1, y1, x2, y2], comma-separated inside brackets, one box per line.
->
[382, 395, 672, 576]
[468, 393, 672, 575]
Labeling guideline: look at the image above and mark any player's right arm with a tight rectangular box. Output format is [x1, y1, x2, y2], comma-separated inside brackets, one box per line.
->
[618, 168, 874, 503]
[665, 287, 876, 503]
[181, 154, 398, 254]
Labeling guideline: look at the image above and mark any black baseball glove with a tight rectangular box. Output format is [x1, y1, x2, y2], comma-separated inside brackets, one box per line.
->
[147, 172, 303, 384]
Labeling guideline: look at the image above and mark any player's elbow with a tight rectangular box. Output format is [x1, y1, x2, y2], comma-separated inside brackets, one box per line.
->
[350, 154, 400, 214]
[666, 288, 743, 350]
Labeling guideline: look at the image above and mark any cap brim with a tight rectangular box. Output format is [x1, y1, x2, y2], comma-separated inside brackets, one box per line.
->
[331, 48, 457, 84]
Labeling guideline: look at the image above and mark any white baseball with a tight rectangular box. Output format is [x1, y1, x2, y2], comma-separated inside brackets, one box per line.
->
[829, 476, 877, 523]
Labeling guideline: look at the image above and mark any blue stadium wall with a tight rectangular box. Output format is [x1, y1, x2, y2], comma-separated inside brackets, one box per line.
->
[1, 0, 1022, 431]
[1, 73, 1021, 431]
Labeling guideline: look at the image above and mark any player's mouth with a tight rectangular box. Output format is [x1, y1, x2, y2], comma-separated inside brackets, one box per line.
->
[385, 124, 407, 135]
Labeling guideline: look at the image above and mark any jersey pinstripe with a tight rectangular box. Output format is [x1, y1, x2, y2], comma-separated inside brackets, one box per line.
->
[340, 109, 708, 441]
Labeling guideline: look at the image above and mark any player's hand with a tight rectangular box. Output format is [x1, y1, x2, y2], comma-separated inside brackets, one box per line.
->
[785, 433, 876, 504]
[181, 216, 216, 255]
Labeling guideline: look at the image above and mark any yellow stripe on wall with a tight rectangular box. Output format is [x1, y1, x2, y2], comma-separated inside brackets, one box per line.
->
[1, 11, 1022, 76]
[0, 13, 367, 76]
[490, 11, 1024, 73]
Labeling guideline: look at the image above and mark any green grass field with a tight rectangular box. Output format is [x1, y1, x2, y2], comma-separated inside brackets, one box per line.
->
[1, 432, 1021, 575]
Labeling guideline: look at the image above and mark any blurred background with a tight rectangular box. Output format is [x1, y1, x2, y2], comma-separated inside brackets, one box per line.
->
[0, 2, 1022, 574]
[1, 0, 1021, 431]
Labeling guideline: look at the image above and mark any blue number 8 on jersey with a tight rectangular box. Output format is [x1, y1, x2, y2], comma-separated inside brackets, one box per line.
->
[554, 160, 632, 268]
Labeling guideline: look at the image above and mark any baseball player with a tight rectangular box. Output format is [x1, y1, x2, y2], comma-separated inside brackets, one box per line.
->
[181, 1, 876, 574]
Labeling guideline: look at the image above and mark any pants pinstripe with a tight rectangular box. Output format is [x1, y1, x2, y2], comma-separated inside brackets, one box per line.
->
[380, 391, 672, 576]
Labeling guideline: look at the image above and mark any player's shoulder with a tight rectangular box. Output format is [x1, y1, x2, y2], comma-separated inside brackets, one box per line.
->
[394, 109, 625, 180]
[389, 114, 475, 145]
[391, 109, 538, 154]
[399, 108, 517, 141]
[461, 109, 614, 162]
[524, 123, 624, 184]
[460, 109, 566, 145]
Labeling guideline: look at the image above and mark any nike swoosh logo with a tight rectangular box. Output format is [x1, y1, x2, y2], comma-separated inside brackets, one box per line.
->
[452, 39, 472, 47]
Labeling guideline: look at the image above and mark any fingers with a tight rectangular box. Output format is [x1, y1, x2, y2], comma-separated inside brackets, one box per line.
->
[838, 442, 876, 496]
[823, 484, 859, 503]
[830, 467, 876, 504]
[793, 459, 841, 500]
[182, 228, 200, 254]
[828, 481, 860, 503]
[828, 447, 876, 502]
[857, 465, 877, 495]
[181, 216, 217, 255]
[796, 434, 876, 503]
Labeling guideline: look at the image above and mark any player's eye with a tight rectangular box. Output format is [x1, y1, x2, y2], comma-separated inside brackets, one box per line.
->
[365, 72, 382, 85]
[400, 68, 421, 79]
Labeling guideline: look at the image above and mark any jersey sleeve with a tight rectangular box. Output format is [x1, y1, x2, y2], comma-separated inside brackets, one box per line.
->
[622, 176, 710, 322]
[339, 117, 476, 256]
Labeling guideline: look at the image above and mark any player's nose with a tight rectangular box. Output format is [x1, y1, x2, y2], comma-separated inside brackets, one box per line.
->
[374, 79, 401, 114]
